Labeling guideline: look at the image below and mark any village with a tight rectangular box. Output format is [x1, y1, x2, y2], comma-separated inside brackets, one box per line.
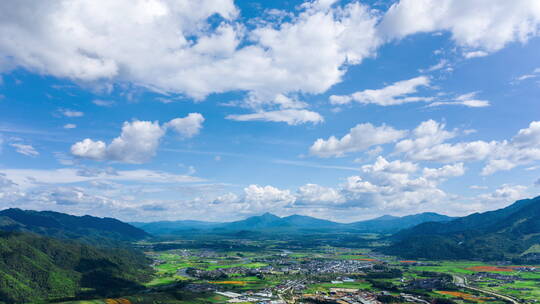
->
[146, 248, 533, 304]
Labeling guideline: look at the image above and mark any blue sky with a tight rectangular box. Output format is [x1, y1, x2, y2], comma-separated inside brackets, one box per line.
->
[0, 0, 539, 222]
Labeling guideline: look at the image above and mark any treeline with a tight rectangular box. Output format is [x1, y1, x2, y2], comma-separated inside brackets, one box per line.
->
[0, 208, 149, 245]
[0, 231, 152, 304]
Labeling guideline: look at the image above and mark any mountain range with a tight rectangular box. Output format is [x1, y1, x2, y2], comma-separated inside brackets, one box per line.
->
[1, 194, 539, 302]
[0, 209, 152, 303]
[0, 208, 149, 244]
[131, 211, 455, 235]
[382, 196, 540, 261]
[134, 196, 540, 261]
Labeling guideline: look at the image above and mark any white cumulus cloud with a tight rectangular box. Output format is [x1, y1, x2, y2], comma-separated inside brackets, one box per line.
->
[361, 156, 418, 174]
[295, 183, 345, 205]
[423, 163, 465, 180]
[71, 113, 204, 163]
[477, 184, 528, 206]
[0, 0, 380, 110]
[393, 120, 540, 175]
[165, 113, 205, 138]
[379, 0, 540, 53]
[310, 123, 406, 157]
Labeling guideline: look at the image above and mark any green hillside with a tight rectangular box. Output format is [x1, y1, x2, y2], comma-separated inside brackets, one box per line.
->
[0, 209, 153, 303]
[0, 209, 150, 244]
[0, 231, 152, 304]
[348, 212, 454, 233]
[382, 196, 540, 261]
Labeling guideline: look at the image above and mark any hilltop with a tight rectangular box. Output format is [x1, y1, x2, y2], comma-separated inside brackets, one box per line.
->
[0, 208, 150, 244]
[383, 196, 540, 261]
[0, 209, 153, 303]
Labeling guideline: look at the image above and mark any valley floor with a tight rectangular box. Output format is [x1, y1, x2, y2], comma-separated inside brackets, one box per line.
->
[56, 239, 540, 304]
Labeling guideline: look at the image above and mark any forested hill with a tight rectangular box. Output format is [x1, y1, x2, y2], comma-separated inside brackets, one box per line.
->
[0, 208, 149, 244]
[382, 196, 540, 261]
[0, 209, 154, 303]
[347, 212, 454, 233]
[0, 231, 152, 304]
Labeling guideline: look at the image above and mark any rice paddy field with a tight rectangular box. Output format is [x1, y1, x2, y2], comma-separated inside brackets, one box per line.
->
[60, 301, 110, 304]
[404, 261, 486, 274]
[145, 250, 270, 287]
[61, 293, 231, 304]
[206, 262, 267, 270]
[124, 294, 228, 304]
[208, 275, 282, 291]
[435, 291, 491, 303]
[304, 281, 372, 293]
[394, 260, 540, 301]
[476, 271, 540, 301]
[148, 249, 540, 302]
[61, 247, 539, 304]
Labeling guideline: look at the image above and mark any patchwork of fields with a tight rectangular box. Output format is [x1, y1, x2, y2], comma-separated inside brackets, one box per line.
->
[58, 245, 540, 304]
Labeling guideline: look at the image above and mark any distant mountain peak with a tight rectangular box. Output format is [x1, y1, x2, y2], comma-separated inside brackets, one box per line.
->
[420, 212, 440, 215]
[259, 212, 280, 219]
[132, 210, 458, 236]
[283, 214, 310, 220]
[375, 215, 398, 221]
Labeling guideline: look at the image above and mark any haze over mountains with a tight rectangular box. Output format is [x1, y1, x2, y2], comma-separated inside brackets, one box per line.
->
[132, 196, 540, 261]
[131, 212, 455, 235]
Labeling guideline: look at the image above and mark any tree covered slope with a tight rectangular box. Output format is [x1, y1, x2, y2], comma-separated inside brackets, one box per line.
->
[0, 231, 152, 304]
[348, 212, 454, 233]
[383, 196, 540, 260]
[0, 208, 150, 244]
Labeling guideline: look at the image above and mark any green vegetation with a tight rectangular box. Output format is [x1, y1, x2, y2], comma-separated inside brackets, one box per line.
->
[2, 196, 540, 303]
[45, 244, 539, 304]
[0, 231, 151, 304]
[383, 196, 540, 261]
[145, 275, 188, 287]
[305, 281, 372, 293]
[389, 260, 540, 301]
[60, 292, 230, 304]
[0, 208, 149, 245]
[206, 262, 267, 270]
[408, 261, 480, 275]
[521, 244, 540, 255]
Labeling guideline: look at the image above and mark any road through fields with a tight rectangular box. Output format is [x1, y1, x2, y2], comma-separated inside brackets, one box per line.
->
[452, 274, 519, 304]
